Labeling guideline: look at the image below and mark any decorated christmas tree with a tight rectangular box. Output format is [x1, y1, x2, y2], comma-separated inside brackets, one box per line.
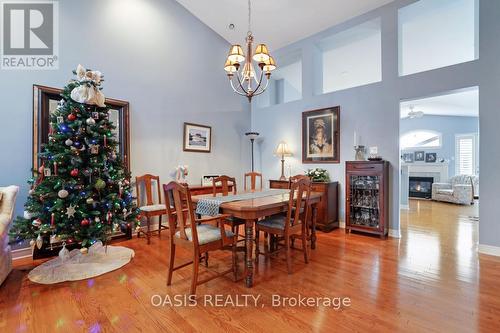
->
[10, 65, 139, 250]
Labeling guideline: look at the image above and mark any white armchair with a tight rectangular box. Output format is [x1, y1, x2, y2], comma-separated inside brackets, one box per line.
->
[0, 185, 19, 285]
[432, 175, 478, 205]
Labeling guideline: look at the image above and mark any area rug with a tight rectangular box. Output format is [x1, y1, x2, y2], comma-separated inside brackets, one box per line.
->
[28, 241, 134, 284]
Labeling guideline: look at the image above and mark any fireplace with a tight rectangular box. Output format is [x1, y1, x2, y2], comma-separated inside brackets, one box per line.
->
[409, 176, 433, 199]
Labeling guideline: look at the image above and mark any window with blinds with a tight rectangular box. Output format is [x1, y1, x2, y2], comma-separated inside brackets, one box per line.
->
[456, 134, 476, 175]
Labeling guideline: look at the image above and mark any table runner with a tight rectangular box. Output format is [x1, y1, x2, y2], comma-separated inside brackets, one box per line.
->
[195, 189, 289, 216]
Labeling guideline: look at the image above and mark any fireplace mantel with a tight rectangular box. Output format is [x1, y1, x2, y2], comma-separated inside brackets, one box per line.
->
[402, 162, 449, 183]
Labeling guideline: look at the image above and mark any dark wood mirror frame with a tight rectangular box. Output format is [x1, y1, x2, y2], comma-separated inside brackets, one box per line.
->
[33, 84, 131, 171]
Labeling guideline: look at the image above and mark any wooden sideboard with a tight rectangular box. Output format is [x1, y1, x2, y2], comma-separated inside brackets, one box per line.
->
[269, 180, 339, 231]
[188, 184, 233, 196]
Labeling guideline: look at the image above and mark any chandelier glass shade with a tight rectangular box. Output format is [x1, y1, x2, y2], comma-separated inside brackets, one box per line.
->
[224, 0, 277, 102]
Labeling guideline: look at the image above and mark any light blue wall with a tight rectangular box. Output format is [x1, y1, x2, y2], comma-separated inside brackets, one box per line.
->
[0, 0, 249, 224]
[400, 115, 479, 177]
[252, 0, 500, 247]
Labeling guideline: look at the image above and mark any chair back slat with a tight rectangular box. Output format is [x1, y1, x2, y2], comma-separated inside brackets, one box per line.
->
[212, 175, 237, 196]
[163, 181, 198, 244]
[136, 174, 162, 207]
[244, 172, 263, 191]
[285, 177, 312, 231]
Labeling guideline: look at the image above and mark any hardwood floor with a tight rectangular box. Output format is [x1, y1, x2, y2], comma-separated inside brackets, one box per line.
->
[1, 200, 500, 332]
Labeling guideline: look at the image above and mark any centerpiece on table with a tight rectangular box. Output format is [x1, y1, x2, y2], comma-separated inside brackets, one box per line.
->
[305, 168, 330, 182]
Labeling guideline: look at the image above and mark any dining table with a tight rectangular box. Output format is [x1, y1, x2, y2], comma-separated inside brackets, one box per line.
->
[191, 189, 323, 288]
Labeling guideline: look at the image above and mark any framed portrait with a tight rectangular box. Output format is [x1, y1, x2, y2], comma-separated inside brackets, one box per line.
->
[33, 85, 131, 171]
[183, 122, 212, 153]
[302, 106, 340, 163]
[414, 151, 425, 162]
[425, 152, 437, 163]
[402, 152, 414, 163]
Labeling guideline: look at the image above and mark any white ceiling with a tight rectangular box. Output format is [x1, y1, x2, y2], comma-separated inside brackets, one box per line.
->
[400, 88, 479, 118]
[175, 0, 394, 50]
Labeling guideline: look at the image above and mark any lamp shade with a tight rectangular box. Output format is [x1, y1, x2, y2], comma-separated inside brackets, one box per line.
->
[274, 141, 292, 156]
[245, 132, 260, 140]
[263, 56, 277, 72]
[224, 59, 237, 73]
[253, 44, 270, 63]
[228, 45, 245, 63]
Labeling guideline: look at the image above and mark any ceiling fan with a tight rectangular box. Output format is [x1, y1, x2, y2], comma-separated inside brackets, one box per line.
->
[406, 105, 424, 119]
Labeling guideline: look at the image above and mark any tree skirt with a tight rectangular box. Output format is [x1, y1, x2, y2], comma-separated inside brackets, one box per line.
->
[28, 241, 134, 284]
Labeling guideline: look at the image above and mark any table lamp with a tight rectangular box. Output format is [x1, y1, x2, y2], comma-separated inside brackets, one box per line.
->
[275, 141, 292, 181]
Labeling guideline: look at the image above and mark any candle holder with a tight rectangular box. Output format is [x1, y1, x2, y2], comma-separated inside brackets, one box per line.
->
[354, 145, 366, 161]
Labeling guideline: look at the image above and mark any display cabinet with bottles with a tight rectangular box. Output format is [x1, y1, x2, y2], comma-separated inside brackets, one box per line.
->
[345, 161, 389, 238]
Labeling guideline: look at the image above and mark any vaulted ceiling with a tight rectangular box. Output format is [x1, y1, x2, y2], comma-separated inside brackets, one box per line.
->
[175, 0, 394, 51]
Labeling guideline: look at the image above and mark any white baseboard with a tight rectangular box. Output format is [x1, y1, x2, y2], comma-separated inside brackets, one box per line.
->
[478, 244, 500, 257]
[389, 229, 401, 238]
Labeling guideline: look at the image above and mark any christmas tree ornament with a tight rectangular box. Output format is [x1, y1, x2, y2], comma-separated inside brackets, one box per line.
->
[86, 117, 96, 125]
[23, 210, 33, 219]
[36, 234, 43, 249]
[86, 197, 94, 204]
[65, 138, 73, 146]
[29, 239, 35, 248]
[32, 219, 42, 227]
[51, 213, 55, 227]
[70, 169, 79, 177]
[94, 178, 106, 190]
[50, 234, 59, 244]
[57, 116, 64, 124]
[58, 189, 69, 198]
[53, 161, 58, 176]
[67, 113, 76, 121]
[65, 204, 76, 218]
[90, 144, 99, 154]
[80, 247, 88, 254]
[59, 242, 70, 262]
[92, 112, 99, 119]
[73, 141, 81, 148]
[95, 217, 101, 223]
[81, 218, 90, 227]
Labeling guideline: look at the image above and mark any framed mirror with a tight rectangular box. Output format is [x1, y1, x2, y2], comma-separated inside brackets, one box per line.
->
[33, 84, 131, 171]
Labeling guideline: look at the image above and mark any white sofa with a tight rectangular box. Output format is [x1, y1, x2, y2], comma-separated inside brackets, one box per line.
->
[432, 175, 478, 205]
[0, 185, 19, 285]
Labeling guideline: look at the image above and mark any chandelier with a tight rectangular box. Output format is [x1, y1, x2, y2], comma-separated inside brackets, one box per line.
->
[224, 0, 277, 102]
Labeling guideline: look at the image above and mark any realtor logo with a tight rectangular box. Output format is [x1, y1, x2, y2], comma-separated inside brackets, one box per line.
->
[1, 1, 58, 69]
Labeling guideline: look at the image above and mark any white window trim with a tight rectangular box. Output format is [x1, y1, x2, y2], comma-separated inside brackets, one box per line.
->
[400, 129, 443, 150]
[455, 133, 478, 176]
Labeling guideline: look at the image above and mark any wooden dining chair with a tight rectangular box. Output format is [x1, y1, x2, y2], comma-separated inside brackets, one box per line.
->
[244, 172, 263, 191]
[211, 175, 245, 240]
[212, 175, 237, 196]
[136, 174, 168, 244]
[163, 181, 237, 295]
[255, 177, 312, 274]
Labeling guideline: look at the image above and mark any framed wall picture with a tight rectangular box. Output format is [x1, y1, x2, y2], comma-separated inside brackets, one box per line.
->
[302, 106, 340, 163]
[33, 85, 131, 171]
[402, 152, 414, 163]
[425, 152, 437, 163]
[183, 122, 212, 153]
[414, 151, 425, 162]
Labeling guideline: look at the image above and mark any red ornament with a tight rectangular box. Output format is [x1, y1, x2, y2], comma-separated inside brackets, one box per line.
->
[68, 114, 76, 121]
[81, 218, 90, 227]
[70, 169, 79, 177]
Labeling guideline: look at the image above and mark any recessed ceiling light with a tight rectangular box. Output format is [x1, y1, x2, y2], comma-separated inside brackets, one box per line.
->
[228, 23, 235, 30]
